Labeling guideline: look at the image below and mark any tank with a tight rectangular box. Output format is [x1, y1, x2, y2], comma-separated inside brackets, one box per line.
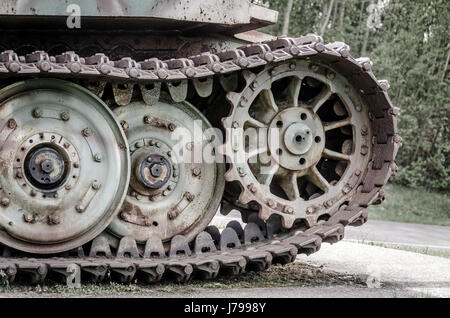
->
[0, 0, 401, 285]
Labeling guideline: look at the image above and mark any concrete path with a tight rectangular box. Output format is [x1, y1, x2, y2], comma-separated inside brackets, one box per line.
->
[211, 212, 450, 252]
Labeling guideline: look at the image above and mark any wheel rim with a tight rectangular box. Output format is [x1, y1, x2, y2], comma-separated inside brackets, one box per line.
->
[223, 61, 371, 228]
[109, 93, 225, 244]
[0, 79, 130, 254]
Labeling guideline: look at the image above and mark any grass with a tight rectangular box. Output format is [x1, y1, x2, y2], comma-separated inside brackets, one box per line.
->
[361, 241, 450, 259]
[367, 184, 450, 227]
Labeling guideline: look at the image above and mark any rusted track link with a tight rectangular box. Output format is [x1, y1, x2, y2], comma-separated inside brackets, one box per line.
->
[0, 34, 401, 285]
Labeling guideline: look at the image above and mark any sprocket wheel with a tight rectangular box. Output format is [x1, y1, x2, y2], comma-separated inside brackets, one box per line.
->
[222, 61, 372, 228]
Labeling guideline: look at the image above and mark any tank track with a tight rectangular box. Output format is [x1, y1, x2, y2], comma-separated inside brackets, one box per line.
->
[0, 34, 401, 285]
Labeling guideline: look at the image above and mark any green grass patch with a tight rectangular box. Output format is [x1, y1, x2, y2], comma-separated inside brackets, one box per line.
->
[368, 184, 450, 226]
[362, 242, 450, 259]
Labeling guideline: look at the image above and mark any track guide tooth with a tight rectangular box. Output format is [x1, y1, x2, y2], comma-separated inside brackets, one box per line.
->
[117, 236, 140, 258]
[220, 228, 242, 250]
[89, 234, 113, 257]
[244, 223, 265, 245]
[169, 235, 192, 257]
[226, 221, 244, 242]
[143, 237, 165, 259]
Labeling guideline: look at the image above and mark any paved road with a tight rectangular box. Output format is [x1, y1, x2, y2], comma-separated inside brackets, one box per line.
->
[212, 212, 450, 252]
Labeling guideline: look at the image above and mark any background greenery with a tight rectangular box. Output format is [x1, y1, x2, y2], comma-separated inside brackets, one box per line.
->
[260, 0, 450, 192]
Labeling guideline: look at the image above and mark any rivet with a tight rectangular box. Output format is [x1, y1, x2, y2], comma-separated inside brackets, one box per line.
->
[232, 121, 239, 128]
[306, 207, 314, 214]
[60, 112, 70, 121]
[155, 142, 161, 148]
[167, 151, 172, 157]
[238, 167, 246, 177]
[355, 170, 361, 176]
[73, 162, 79, 168]
[75, 205, 84, 213]
[63, 142, 70, 149]
[82, 128, 92, 137]
[65, 184, 72, 190]
[167, 185, 173, 191]
[162, 190, 170, 196]
[32, 108, 42, 118]
[135, 141, 144, 148]
[168, 123, 176, 131]
[93, 153, 102, 162]
[53, 193, 59, 199]
[92, 181, 101, 190]
[186, 192, 195, 201]
[355, 104, 362, 112]
[7, 119, 17, 129]
[30, 190, 36, 197]
[248, 183, 257, 193]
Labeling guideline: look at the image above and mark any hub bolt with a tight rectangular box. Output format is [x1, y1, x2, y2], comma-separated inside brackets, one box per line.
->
[192, 167, 201, 176]
[93, 153, 102, 162]
[7, 119, 17, 129]
[75, 205, 84, 213]
[60, 112, 70, 121]
[1, 197, 10, 207]
[32, 108, 42, 118]
[82, 128, 92, 137]
[92, 181, 101, 190]
[267, 199, 276, 208]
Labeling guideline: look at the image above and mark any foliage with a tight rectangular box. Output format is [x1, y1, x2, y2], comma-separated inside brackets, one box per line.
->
[262, 0, 450, 191]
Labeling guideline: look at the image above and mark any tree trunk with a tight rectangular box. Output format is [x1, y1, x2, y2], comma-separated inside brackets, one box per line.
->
[339, 0, 346, 30]
[360, 0, 373, 56]
[441, 43, 450, 84]
[320, 0, 335, 37]
[282, 0, 294, 36]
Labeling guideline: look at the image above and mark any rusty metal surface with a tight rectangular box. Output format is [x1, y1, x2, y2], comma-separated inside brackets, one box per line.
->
[0, 34, 400, 284]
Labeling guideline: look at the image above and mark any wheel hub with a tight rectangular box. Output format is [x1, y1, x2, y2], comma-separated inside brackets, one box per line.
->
[138, 154, 172, 189]
[268, 107, 324, 171]
[25, 146, 67, 190]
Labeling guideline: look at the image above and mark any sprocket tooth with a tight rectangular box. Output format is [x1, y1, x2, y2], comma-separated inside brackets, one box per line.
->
[226, 91, 241, 108]
[224, 165, 240, 182]
[238, 188, 253, 205]
[280, 214, 296, 229]
[241, 70, 257, 85]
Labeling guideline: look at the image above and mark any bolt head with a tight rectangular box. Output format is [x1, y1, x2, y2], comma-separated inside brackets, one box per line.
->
[60, 112, 70, 121]
[32, 108, 42, 118]
[192, 167, 201, 176]
[92, 181, 101, 190]
[82, 128, 92, 137]
[7, 119, 17, 129]
[93, 153, 102, 162]
[75, 205, 84, 213]
[1, 197, 10, 207]
[232, 121, 239, 128]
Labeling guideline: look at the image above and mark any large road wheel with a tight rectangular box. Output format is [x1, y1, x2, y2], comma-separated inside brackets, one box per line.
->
[108, 93, 225, 246]
[0, 79, 130, 254]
